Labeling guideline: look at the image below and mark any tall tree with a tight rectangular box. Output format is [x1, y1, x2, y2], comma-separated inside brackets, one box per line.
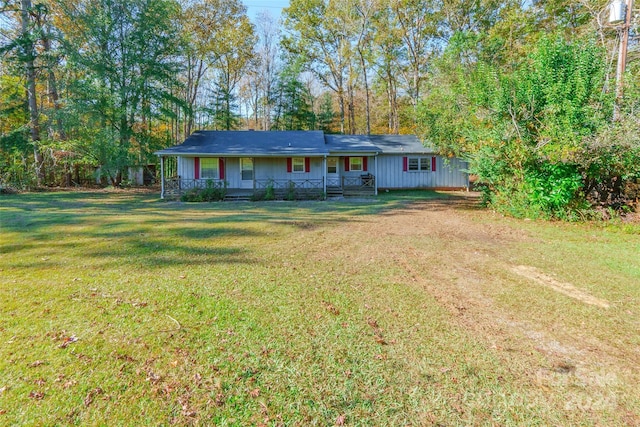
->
[8, 0, 46, 184]
[253, 10, 280, 130]
[60, 0, 183, 185]
[352, 0, 377, 134]
[272, 63, 316, 130]
[391, 0, 440, 117]
[371, 5, 402, 133]
[179, 0, 255, 137]
[283, 0, 352, 133]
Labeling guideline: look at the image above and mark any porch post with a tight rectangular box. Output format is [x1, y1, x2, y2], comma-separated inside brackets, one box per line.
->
[323, 156, 327, 199]
[374, 154, 378, 195]
[159, 155, 165, 199]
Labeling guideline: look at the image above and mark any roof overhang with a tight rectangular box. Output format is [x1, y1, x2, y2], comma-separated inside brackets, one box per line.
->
[155, 152, 328, 157]
[327, 151, 379, 156]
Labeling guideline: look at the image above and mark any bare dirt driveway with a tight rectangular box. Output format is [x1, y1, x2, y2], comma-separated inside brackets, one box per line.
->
[318, 192, 640, 424]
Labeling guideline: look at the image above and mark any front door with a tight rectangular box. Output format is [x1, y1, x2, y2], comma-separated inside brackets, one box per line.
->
[327, 157, 339, 187]
[240, 158, 254, 189]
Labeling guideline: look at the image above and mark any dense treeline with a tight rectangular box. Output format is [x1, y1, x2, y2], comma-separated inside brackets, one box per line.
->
[0, 0, 638, 217]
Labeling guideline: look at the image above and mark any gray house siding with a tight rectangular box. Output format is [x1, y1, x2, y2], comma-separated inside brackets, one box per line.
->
[254, 157, 324, 181]
[158, 131, 468, 199]
[433, 157, 468, 188]
[177, 156, 195, 180]
[177, 156, 324, 186]
[377, 155, 468, 189]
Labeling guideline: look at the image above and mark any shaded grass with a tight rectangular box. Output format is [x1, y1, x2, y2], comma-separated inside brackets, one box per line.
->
[1, 190, 638, 425]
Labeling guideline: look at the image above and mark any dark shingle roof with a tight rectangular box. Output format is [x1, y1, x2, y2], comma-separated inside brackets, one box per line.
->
[155, 131, 435, 156]
[155, 130, 328, 156]
[324, 135, 380, 153]
[368, 135, 435, 154]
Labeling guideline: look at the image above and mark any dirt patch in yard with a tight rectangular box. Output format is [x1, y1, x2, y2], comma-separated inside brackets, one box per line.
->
[324, 192, 639, 421]
[511, 265, 611, 308]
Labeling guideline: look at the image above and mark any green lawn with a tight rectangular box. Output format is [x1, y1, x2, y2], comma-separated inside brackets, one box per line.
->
[1, 190, 639, 426]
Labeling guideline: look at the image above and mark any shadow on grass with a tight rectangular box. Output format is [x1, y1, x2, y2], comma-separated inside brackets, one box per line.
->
[1, 190, 482, 269]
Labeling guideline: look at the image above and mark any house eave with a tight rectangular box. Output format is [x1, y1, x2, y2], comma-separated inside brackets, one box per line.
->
[155, 152, 329, 157]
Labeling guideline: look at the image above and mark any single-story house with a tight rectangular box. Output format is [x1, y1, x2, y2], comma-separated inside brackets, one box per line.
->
[154, 130, 468, 199]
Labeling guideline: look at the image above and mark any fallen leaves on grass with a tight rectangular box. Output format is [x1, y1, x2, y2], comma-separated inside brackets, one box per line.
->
[249, 388, 260, 398]
[374, 335, 388, 345]
[214, 393, 225, 406]
[59, 335, 78, 348]
[28, 360, 45, 368]
[83, 388, 104, 407]
[114, 352, 136, 363]
[63, 380, 78, 389]
[367, 318, 387, 345]
[322, 301, 340, 315]
[336, 414, 346, 425]
[146, 371, 162, 383]
[29, 391, 44, 400]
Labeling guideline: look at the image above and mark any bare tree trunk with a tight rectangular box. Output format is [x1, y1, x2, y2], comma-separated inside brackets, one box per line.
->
[185, 58, 206, 136]
[42, 24, 66, 141]
[347, 78, 356, 135]
[357, 47, 371, 135]
[338, 89, 345, 134]
[384, 67, 399, 134]
[21, 0, 44, 185]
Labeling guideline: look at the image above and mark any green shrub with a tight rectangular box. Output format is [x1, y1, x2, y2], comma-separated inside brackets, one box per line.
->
[180, 180, 227, 202]
[523, 162, 587, 220]
[286, 181, 296, 201]
[264, 179, 275, 200]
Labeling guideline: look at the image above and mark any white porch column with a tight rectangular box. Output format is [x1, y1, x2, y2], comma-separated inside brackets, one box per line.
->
[374, 154, 378, 195]
[323, 156, 327, 199]
[160, 156, 165, 199]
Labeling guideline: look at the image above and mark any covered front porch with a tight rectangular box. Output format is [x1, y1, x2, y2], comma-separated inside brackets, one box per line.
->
[158, 152, 378, 200]
[161, 174, 377, 200]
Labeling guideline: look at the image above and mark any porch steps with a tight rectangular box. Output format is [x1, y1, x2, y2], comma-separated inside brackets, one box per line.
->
[326, 186, 343, 197]
[342, 187, 376, 197]
[224, 194, 252, 201]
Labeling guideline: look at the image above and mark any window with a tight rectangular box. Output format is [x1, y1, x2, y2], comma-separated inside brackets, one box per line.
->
[292, 157, 305, 173]
[350, 157, 363, 172]
[200, 158, 219, 179]
[327, 158, 338, 174]
[406, 157, 433, 172]
[241, 158, 253, 180]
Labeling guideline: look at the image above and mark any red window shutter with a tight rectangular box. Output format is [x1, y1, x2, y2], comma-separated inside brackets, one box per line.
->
[219, 158, 225, 180]
[287, 157, 292, 173]
[432, 156, 437, 172]
[305, 157, 311, 173]
[363, 157, 368, 172]
[344, 157, 350, 172]
[402, 157, 408, 172]
[194, 157, 200, 179]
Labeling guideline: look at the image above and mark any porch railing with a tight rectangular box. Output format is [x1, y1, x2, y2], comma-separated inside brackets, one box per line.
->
[164, 178, 225, 197]
[164, 175, 375, 200]
[341, 174, 376, 196]
[254, 178, 324, 200]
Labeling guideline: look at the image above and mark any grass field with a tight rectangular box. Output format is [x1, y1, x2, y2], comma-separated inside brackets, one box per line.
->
[1, 190, 639, 426]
